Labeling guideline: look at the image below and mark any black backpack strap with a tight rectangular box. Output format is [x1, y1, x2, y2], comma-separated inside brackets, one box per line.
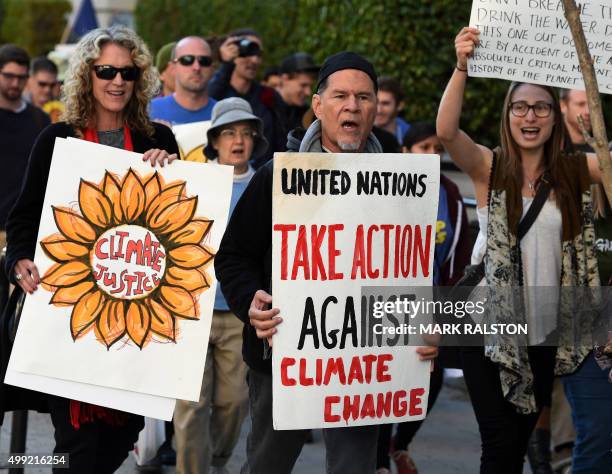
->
[517, 174, 551, 241]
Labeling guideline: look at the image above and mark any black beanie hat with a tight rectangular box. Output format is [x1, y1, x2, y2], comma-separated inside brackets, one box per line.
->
[316, 51, 378, 93]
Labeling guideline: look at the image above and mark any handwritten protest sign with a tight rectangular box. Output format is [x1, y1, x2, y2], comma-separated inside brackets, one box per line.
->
[8, 137, 232, 410]
[272, 153, 439, 429]
[469, 0, 612, 93]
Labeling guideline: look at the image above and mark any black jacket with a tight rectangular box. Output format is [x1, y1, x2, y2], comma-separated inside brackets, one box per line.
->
[4, 122, 179, 280]
[215, 160, 274, 372]
[0, 103, 50, 229]
[209, 62, 286, 168]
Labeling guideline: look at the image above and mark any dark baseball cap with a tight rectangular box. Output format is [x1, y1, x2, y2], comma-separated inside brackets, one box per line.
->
[280, 52, 319, 75]
[316, 51, 377, 92]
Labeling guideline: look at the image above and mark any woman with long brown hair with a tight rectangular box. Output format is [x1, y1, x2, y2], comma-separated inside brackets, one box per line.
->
[5, 25, 178, 472]
[437, 27, 605, 473]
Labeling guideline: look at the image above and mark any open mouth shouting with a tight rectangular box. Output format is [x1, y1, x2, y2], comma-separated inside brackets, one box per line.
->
[341, 120, 360, 133]
[520, 127, 540, 140]
[231, 146, 245, 158]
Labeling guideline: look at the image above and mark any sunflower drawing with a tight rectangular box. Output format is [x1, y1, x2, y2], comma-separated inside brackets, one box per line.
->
[40, 168, 214, 350]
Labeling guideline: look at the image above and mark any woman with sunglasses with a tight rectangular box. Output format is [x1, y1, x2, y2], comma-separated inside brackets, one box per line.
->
[437, 27, 606, 473]
[5, 26, 178, 473]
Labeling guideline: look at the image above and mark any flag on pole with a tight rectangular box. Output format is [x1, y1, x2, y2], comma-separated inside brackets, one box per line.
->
[62, 0, 99, 43]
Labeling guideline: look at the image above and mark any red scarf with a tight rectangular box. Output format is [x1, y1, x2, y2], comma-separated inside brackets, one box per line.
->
[83, 125, 133, 150]
[69, 124, 134, 430]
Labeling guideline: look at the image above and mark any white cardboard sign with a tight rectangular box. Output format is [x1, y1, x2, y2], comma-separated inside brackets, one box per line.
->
[173, 120, 211, 162]
[469, 0, 612, 93]
[271, 153, 439, 429]
[8, 137, 232, 405]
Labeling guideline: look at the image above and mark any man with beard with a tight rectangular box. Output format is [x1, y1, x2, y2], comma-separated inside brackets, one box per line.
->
[215, 52, 438, 473]
[0, 44, 49, 251]
[150, 36, 216, 124]
[210, 29, 284, 168]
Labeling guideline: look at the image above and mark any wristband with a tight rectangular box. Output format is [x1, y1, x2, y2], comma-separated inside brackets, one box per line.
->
[456, 65, 468, 72]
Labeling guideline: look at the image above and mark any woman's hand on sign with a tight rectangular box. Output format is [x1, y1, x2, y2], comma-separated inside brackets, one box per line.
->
[13, 258, 40, 294]
[455, 26, 480, 70]
[248, 289, 282, 347]
[142, 148, 178, 168]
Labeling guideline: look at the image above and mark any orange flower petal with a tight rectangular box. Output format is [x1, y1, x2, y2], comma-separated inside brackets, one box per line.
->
[41, 238, 89, 262]
[168, 219, 212, 245]
[50, 280, 94, 306]
[79, 180, 113, 228]
[148, 197, 198, 235]
[42, 261, 90, 287]
[169, 244, 213, 269]
[97, 300, 126, 348]
[145, 182, 185, 222]
[120, 169, 146, 222]
[71, 289, 105, 339]
[102, 172, 123, 224]
[126, 301, 151, 348]
[148, 299, 176, 341]
[159, 285, 198, 319]
[165, 266, 209, 292]
[144, 172, 161, 209]
[52, 206, 96, 243]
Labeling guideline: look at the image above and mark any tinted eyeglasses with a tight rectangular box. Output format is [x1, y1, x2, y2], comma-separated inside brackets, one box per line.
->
[175, 55, 213, 67]
[509, 101, 553, 118]
[93, 65, 140, 81]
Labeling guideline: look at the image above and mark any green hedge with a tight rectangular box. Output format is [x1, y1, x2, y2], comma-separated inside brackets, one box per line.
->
[134, 0, 299, 68]
[1, 0, 71, 56]
[135, 0, 612, 147]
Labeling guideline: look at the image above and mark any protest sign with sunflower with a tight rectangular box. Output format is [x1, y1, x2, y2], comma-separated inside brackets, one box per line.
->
[7, 137, 233, 408]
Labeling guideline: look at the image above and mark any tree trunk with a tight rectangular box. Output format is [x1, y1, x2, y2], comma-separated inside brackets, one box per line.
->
[562, 0, 612, 207]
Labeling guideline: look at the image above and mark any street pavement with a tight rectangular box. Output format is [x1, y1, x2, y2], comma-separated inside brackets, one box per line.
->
[0, 373, 515, 474]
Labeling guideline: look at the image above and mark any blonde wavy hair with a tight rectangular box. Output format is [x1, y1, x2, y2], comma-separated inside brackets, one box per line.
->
[61, 25, 159, 136]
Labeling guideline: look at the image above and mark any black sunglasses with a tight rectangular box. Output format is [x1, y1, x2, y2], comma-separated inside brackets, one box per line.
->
[93, 65, 140, 81]
[175, 55, 213, 67]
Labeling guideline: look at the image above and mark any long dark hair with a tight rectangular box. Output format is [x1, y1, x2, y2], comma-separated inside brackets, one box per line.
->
[499, 82, 572, 206]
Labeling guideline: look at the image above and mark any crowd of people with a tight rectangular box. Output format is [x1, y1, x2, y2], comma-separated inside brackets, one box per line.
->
[0, 21, 610, 474]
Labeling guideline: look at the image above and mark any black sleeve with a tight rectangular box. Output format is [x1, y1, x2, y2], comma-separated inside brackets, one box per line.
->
[208, 62, 236, 101]
[214, 162, 273, 324]
[5, 124, 69, 282]
[152, 122, 180, 155]
[33, 107, 51, 130]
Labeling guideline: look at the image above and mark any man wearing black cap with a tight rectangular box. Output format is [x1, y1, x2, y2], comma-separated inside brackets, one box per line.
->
[216, 51, 438, 473]
[276, 52, 318, 133]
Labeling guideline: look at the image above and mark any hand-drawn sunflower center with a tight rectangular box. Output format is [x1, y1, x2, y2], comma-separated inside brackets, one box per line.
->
[90, 225, 167, 300]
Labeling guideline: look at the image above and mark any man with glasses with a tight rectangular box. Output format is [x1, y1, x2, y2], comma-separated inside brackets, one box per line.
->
[150, 36, 216, 124]
[210, 28, 285, 168]
[0, 44, 49, 253]
[24, 56, 58, 109]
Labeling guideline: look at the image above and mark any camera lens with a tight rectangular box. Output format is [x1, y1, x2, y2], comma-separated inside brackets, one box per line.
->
[238, 38, 261, 58]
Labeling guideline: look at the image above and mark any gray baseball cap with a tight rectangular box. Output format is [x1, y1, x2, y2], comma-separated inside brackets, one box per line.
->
[204, 97, 268, 160]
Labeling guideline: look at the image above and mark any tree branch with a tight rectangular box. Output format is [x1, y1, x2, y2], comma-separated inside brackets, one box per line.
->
[563, 0, 612, 207]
